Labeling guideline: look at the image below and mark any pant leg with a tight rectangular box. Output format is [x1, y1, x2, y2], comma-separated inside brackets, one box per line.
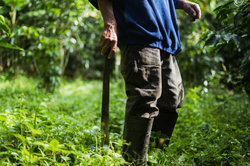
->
[120, 45, 161, 164]
[152, 51, 184, 146]
[158, 51, 184, 111]
[120, 45, 162, 118]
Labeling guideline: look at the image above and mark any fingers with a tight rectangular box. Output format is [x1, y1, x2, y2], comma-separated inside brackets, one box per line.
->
[184, 2, 201, 22]
[99, 25, 118, 58]
[188, 7, 197, 20]
[108, 46, 116, 59]
[190, 3, 201, 22]
[100, 35, 117, 59]
[101, 44, 116, 59]
[192, 4, 201, 19]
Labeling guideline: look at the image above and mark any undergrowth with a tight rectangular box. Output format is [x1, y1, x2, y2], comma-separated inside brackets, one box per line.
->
[0, 76, 249, 165]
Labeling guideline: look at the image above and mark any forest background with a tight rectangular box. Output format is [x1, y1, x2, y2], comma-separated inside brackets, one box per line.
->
[0, 0, 250, 165]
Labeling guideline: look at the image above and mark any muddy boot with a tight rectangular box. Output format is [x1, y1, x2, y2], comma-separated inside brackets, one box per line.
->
[151, 111, 178, 148]
[122, 114, 154, 166]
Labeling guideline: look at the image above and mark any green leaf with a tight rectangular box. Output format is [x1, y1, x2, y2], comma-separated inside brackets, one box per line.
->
[3, 0, 30, 7]
[0, 21, 11, 35]
[14, 134, 28, 146]
[33, 141, 49, 149]
[199, 30, 213, 43]
[28, 126, 42, 135]
[214, 0, 234, 12]
[204, 34, 221, 47]
[234, 0, 244, 7]
[0, 15, 5, 22]
[19, 10, 46, 19]
[0, 115, 6, 121]
[234, 12, 242, 26]
[49, 139, 60, 152]
[148, 155, 157, 164]
[0, 42, 23, 50]
[242, 53, 250, 65]
[223, 33, 234, 43]
[49, 8, 61, 16]
[223, 0, 234, 7]
[232, 34, 240, 48]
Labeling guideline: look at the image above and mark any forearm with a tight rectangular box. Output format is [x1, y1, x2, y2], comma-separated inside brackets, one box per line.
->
[97, 0, 118, 58]
[98, 0, 116, 26]
[175, 0, 185, 9]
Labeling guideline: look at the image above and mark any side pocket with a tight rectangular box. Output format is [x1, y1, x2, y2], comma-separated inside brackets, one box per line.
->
[120, 45, 136, 81]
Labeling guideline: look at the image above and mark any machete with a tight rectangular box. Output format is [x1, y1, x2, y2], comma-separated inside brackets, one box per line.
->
[101, 51, 111, 147]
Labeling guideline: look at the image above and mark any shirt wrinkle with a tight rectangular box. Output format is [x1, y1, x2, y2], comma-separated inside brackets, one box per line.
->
[113, 0, 182, 55]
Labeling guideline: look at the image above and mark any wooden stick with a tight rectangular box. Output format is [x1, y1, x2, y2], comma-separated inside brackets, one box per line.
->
[101, 54, 110, 147]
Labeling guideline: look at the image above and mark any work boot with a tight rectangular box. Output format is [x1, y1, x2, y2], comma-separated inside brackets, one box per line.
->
[123, 114, 154, 166]
[151, 111, 178, 148]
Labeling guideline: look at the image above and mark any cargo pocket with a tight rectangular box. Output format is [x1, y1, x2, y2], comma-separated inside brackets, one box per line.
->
[120, 45, 136, 81]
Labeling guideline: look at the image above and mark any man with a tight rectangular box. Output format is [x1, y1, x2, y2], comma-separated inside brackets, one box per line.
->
[88, 0, 201, 165]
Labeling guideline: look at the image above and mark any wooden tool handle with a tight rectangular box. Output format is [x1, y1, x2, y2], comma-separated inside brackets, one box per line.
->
[101, 52, 111, 147]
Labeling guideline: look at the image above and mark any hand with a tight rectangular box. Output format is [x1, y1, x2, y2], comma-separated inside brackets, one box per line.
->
[100, 22, 118, 59]
[182, 1, 201, 21]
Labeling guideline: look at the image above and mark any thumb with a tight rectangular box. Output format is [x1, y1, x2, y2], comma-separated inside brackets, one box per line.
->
[192, 11, 197, 18]
[189, 8, 197, 18]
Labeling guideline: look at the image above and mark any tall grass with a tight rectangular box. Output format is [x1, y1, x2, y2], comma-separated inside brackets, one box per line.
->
[0, 76, 249, 165]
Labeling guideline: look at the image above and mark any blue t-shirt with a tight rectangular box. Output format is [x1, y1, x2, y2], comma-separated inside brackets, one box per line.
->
[89, 0, 182, 55]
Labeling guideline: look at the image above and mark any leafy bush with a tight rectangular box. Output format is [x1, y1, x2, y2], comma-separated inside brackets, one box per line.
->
[200, 0, 250, 96]
[0, 0, 104, 92]
[0, 13, 22, 50]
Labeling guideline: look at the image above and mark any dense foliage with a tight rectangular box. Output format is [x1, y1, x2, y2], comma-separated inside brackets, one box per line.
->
[1, 0, 250, 165]
[0, 12, 22, 50]
[200, 0, 250, 95]
[0, 0, 103, 92]
[0, 76, 249, 165]
[174, 0, 250, 98]
[0, 0, 249, 95]
[175, 0, 223, 86]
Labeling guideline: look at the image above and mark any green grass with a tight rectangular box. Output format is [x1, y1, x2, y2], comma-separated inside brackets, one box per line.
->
[0, 76, 249, 165]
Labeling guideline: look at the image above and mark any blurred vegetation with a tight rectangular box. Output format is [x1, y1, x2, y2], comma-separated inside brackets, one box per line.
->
[0, 0, 249, 96]
[178, 0, 250, 91]
[177, 0, 249, 96]
[0, 0, 104, 92]
[200, 0, 250, 96]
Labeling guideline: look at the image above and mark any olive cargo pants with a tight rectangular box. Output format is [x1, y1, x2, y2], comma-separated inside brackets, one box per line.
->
[120, 44, 184, 146]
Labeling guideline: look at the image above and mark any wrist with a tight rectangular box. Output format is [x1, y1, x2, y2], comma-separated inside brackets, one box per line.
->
[175, 0, 185, 9]
[104, 21, 117, 29]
